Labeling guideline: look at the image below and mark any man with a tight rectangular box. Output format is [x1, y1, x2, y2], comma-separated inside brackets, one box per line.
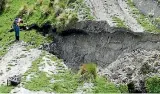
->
[13, 18, 23, 41]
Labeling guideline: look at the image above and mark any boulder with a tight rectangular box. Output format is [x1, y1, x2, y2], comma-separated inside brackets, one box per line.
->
[7, 75, 21, 86]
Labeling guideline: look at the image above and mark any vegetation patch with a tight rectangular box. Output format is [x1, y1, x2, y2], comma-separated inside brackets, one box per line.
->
[118, 84, 128, 93]
[93, 77, 120, 93]
[79, 63, 97, 82]
[145, 76, 160, 93]
[50, 71, 80, 93]
[23, 59, 123, 93]
[22, 52, 45, 79]
[127, 0, 160, 32]
[153, 17, 160, 28]
[78, 63, 122, 93]
[0, 85, 15, 93]
[112, 16, 128, 28]
[22, 51, 80, 93]
[24, 70, 80, 93]
[24, 71, 52, 92]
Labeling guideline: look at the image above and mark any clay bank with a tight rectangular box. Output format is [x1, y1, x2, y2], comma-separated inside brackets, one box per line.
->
[46, 21, 160, 68]
[42, 20, 160, 92]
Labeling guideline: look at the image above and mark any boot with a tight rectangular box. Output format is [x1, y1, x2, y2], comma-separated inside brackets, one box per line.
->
[16, 36, 19, 41]
[17, 36, 19, 41]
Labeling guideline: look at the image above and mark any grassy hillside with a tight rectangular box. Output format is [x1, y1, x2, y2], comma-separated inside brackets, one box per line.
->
[0, 0, 93, 57]
[0, 0, 125, 93]
[127, 0, 160, 32]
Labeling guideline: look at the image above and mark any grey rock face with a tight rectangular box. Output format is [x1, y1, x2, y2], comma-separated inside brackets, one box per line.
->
[49, 21, 160, 69]
[106, 49, 160, 92]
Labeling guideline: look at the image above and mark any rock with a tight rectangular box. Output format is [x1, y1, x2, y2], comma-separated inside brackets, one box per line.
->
[98, 49, 160, 93]
[140, 62, 154, 75]
[7, 75, 21, 86]
[122, 77, 128, 83]
[19, 54, 27, 58]
[126, 66, 135, 76]
[112, 73, 119, 79]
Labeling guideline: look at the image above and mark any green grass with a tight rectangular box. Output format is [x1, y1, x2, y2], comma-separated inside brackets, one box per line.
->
[112, 16, 128, 28]
[0, 85, 15, 93]
[93, 77, 120, 93]
[23, 52, 45, 77]
[22, 52, 125, 93]
[0, 0, 93, 57]
[153, 17, 160, 27]
[118, 84, 128, 93]
[0, 0, 81, 57]
[24, 71, 80, 93]
[50, 71, 80, 93]
[0, 0, 49, 57]
[127, 0, 160, 32]
[145, 76, 160, 93]
[22, 52, 80, 93]
[24, 71, 52, 92]
[21, 30, 49, 47]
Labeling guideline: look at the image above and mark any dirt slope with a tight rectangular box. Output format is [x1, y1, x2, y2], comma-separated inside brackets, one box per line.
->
[85, 0, 144, 32]
[0, 41, 41, 85]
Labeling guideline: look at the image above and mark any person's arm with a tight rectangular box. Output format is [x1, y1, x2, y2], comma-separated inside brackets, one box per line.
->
[17, 22, 20, 26]
[17, 18, 23, 26]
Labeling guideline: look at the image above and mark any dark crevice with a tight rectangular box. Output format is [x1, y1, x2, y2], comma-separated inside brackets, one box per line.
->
[60, 29, 88, 36]
[127, 81, 147, 93]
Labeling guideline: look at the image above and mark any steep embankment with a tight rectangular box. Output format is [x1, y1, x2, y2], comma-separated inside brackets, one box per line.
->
[48, 21, 147, 68]
[47, 20, 160, 92]
[1, 0, 160, 93]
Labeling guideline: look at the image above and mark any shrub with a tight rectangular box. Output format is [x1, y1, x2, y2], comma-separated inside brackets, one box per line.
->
[54, 5, 63, 17]
[145, 76, 160, 93]
[27, 5, 34, 16]
[41, 6, 51, 17]
[79, 63, 97, 82]
[17, 4, 28, 17]
[0, 0, 6, 14]
[36, 0, 43, 6]
[118, 84, 128, 93]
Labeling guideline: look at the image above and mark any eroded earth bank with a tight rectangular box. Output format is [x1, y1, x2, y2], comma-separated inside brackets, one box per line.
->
[47, 21, 160, 92]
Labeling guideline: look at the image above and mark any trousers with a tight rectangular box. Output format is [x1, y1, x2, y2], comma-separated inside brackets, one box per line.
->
[13, 24, 20, 40]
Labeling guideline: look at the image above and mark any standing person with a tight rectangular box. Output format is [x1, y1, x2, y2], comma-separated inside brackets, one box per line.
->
[13, 18, 23, 41]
